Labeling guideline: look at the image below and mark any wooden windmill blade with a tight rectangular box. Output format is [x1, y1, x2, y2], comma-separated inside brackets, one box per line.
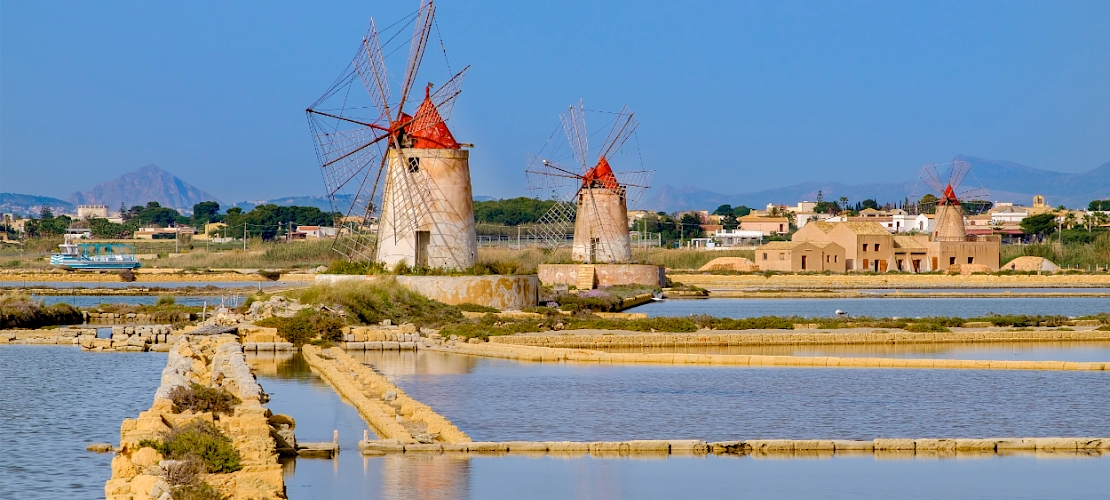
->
[398, 0, 436, 116]
[918, 161, 947, 195]
[560, 100, 590, 173]
[598, 106, 639, 160]
[947, 158, 972, 193]
[525, 155, 582, 248]
[614, 170, 654, 208]
[354, 19, 393, 120]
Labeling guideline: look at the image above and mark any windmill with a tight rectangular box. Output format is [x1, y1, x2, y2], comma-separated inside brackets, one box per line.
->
[306, 0, 476, 270]
[525, 101, 653, 263]
[918, 158, 988, 242]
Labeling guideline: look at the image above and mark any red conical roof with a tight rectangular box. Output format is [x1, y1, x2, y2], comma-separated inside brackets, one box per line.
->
[406, 89, 458, 149]
[582, 156, 620, 189]
[942, 184, 959, 205]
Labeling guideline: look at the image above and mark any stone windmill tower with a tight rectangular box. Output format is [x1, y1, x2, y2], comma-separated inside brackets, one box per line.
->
[306, 0, 476, 270]
[526, 101, 652, 263]
[919, 159, 987, 242]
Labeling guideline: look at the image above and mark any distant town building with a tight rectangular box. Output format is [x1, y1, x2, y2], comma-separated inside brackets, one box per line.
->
[77, 205, 110, 219]
[739, 215, 790, 236]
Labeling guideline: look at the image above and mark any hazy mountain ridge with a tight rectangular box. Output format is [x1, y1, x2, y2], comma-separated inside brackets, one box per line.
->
[640, 156, 1110, 212]
[0, 193, 75, 217]
[69, 164, 220, 213]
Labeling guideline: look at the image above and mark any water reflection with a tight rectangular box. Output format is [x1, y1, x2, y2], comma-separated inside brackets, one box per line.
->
[598, 341, 1110, 362]
[243, 350, 1110, 500]
[629, 297, 1110, 318]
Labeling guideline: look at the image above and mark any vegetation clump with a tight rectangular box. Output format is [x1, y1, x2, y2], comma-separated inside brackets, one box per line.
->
[168, 383, 241, 415]
[287, 279, 463, 328]
[457, 303, 499, 313]
[90, 298, 200, 324]
[139, 420, 242, 474]
[255, 309, 345, 347]
[0, 294, 83, 329]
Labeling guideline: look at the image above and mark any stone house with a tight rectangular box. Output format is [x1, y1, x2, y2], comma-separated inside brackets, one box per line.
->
[756, 240, 846, 272]
[739, 215, 790, 236]
[792, 221, 894, 272]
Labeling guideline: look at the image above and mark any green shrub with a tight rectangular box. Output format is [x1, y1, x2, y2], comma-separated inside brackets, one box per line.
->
[168, 383, 240, 415]
[458, 303, 500, 313]
[171, 481, 226, 500]
[285, 278, 463, 328]
[139, 421, 241, 474]
[0, 294, 84, 329]
[256, 309, 345, 346]
[904, 322, 951, 333]
[157, 295, 177, 307]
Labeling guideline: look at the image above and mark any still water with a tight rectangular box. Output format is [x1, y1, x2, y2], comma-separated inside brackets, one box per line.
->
[356, 351, 1110, 442]
[0, 281, 284, 289]
[598, 341, 1110, 362]
[0, 346, 166, 500]
[629, 297, 1110, 318]
[36, 295, 225, 307]
[3, 346, 1107, 500]
[249, 352, 1110, 500]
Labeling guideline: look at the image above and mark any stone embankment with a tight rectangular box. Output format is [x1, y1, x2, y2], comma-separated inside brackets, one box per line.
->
[106, 334, 285, 500]
[357, 436, 1110, 457]
[0, 269, 314, 283]
[84, 311, 194, 324]
[0, 326, 98, 345]
[490, 328, 1110, 349]
[435, 339, 1110, 371]
[301, 345, 469, 445]
[669, 272, 1110, 290]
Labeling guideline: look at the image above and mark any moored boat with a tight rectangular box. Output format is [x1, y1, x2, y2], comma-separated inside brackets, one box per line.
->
[50, 235, 141, 270]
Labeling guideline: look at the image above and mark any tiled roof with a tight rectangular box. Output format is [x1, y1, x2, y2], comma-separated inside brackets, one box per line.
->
[893, 235, 927, 250]
[837, 221, 892, 235]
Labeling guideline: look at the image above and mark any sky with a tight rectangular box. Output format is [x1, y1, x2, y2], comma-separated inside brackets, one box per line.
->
[2, 0, 1108, 204]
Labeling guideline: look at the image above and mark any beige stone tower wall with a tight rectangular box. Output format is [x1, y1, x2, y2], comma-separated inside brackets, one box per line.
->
[932, 204, 966, 242]
[377, 148, 477, 270]
[572, 188, 631, 263]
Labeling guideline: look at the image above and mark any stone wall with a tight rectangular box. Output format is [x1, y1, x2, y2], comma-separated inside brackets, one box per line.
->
[443, 339, 1110, 371]
[313, 274, 540, 310]
[670, 272, 1110, 290]
[0, 326, 97, 345]
[301, 345, 470, 444]
[538, 264, 665, 288]
[358, 436, 1109, 457]
[489, 328, 1110, 349]
[105, 334, 285, 500]
[395, 275, 538, 310]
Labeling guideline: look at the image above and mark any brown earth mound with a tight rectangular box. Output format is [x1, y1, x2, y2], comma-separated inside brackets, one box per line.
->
[699, 257, 759, 272]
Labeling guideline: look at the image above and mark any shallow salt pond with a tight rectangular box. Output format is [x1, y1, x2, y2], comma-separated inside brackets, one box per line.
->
[627, 296, 1110, 318]
[0, 346, 166, 500]
[596, 340, 1110, 362]
[353, 350, 1110, 442]
[250, 350, 1110, 499]
[4, 347, 1107, 500]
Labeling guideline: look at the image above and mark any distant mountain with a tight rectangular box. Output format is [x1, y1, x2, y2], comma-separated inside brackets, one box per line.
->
[69, 164, 220, 213]
[0, 193, 75, 217]
[232, 195, 342, 213]
[639, 156, 1110, 212]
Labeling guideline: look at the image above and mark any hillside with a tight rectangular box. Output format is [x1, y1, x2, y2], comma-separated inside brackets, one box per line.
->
[0, 193, 75, 217]
[69, 164, 220, 212]
[639, 157, 1110, 212]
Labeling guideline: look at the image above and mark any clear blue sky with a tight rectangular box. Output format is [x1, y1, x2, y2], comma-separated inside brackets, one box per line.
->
[2, 0, 1108, 204]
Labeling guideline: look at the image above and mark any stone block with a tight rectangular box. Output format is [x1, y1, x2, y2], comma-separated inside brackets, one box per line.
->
[131, 447, 164, 467]
[111, 455, 138, 479]
[365, 341, 384, 350]
[466, 442, 509, 452]
[403, 443, 443, 453]
[793, 440, 835, 451]
[668, 440, 709, 454]
[873, 438, 915, 451]
[399, 342, 416, 350]
[504, 441, 550, 452]
[361, 440, 404, 453]
[745, 440, 794, 452]
[954, 439, 996, 451]
[626, 440, 670, 453]
[345, 342, 365, 350]
[546, 441, 590, 452]
[1035, 438, 1078, 450]
[382, 341, 400, 350]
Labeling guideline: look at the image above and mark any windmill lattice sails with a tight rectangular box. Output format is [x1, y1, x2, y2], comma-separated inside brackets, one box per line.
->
[918, 159, 989, 242]
[525, 100, 653, 263]
[306, 0, 476, 270]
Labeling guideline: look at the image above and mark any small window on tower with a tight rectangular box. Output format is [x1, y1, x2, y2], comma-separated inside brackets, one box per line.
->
[968, 257, 974, 264]
[407, 157, 420, 173]
[762, 253, 768, 260]
[874, 244, 880, 251]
